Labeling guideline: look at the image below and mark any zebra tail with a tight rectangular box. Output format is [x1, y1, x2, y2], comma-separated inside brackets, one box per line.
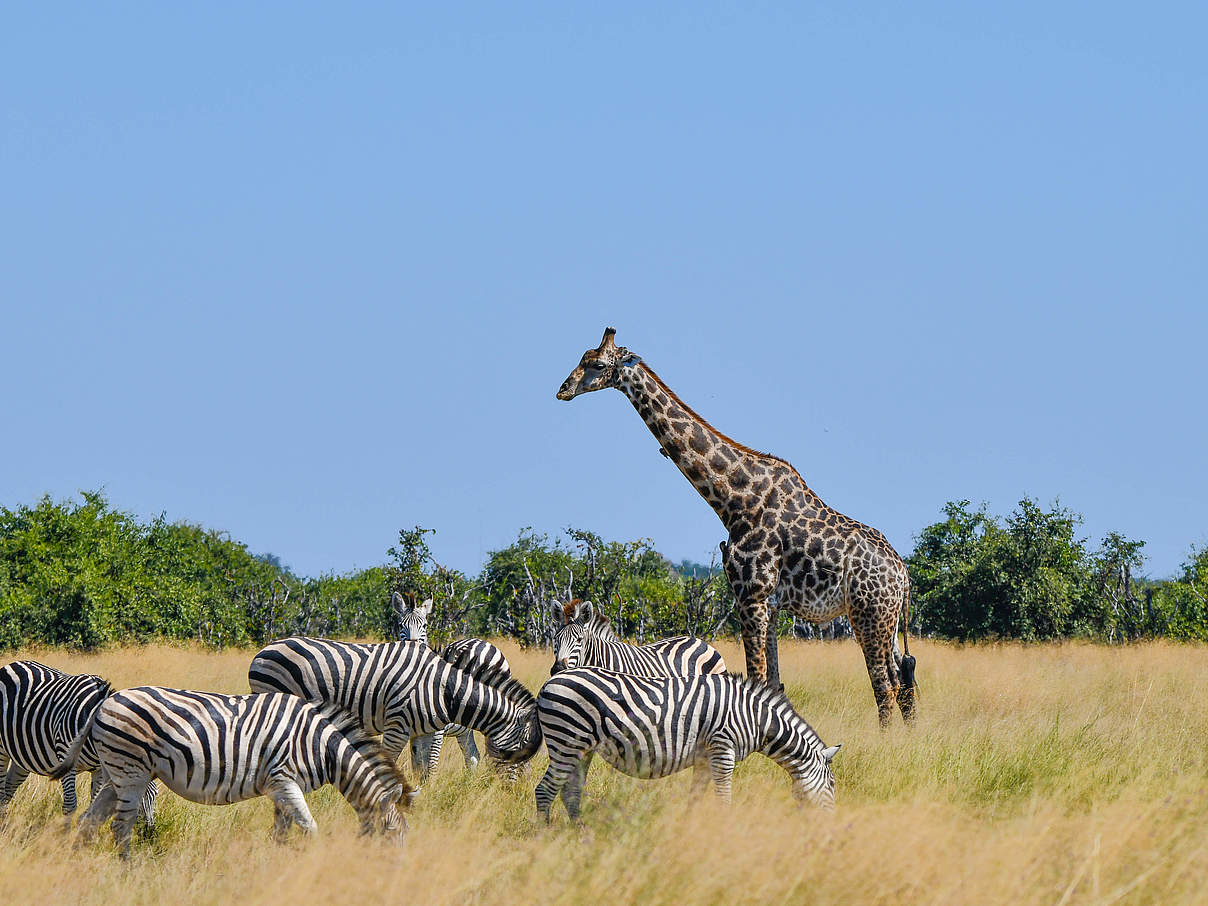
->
[47, 680, 112, 781]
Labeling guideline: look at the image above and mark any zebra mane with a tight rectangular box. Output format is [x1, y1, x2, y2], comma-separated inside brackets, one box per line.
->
[439, 642, 536, 710]
[315, 703, 415, 802]
[581, 613, 617, 641]
[728, 673, 824, 745]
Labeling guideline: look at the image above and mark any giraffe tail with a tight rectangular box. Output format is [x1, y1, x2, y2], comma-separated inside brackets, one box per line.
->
[899, 586, 918, 701]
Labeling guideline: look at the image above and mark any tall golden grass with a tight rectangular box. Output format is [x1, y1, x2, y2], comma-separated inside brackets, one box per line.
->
[0, 639, 1204, 905]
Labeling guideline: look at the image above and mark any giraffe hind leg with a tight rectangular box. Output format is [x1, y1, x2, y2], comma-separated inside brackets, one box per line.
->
[853, 617, 897, 728]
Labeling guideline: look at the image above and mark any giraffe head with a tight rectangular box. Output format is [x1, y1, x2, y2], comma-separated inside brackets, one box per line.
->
[556, 327, 641, 400]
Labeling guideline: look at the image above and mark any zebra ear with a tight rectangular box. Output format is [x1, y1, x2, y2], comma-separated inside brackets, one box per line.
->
[578, 600, 594, 622]
[416, 598, 433, 617]
[391, 592, 407, 615]
[821, 744, 841, 763]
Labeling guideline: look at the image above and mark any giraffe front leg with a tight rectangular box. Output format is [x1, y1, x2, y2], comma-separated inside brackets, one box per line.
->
[765, 603, 784, 691]
[722, 541, 778, 687]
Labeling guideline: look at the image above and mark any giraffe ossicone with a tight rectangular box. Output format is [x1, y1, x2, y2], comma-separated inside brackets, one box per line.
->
[557, 327, 917, 726]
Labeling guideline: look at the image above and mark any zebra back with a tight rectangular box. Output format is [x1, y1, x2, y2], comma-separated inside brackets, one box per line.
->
[549, 601, 726, 677]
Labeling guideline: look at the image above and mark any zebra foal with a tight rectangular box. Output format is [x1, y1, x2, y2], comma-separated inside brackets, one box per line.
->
[549, 599, 726, 677]
[50, 686, 413, 857]
[535, 668, 840, 822]
[0, 660, 156, 825]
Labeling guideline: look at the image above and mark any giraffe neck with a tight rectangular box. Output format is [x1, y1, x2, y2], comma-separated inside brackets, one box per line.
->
[617, 363, 789, 531]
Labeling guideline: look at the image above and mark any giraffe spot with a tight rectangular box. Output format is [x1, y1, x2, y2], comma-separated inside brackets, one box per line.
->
[689, 426, 709, 454]
[731, 470, 750, 489]
[710, 454, 727, 472]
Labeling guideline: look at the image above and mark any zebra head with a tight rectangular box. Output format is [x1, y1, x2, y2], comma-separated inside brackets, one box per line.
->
[791, 743, 840, 810]
[392, 592, 433, 644]
[549, 598, 596, 675]
[484, 703, 543, 771]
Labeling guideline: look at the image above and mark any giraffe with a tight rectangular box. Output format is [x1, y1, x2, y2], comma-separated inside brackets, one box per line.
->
[556, 328, 917, 726]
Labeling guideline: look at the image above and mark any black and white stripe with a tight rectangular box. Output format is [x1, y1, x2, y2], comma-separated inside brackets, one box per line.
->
[50, 687, 413, 856]
[550, 600, 727, 677]
[414, 638, 517, 777]
[534, 668, 840, 821]
[247, 637, 541, 779]
[388, 594, 513, 777]
[0, 660, 156, 824]
[391, 592, 432, 643]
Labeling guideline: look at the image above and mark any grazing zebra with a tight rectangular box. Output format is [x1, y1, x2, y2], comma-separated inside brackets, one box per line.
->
[413, 637, 517, 777]
[549, 599, 727, 677]
[49, 686, 413, 857]
[248, 637, 541, 781]
[534, 668, 840, 822]
[390, 593, 512, 777]
[0, 660, 156, 825]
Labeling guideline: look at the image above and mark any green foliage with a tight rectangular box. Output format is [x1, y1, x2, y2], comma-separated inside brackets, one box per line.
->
[1, 490, 1203, 651]
[908, 499, 1164, 642]
[1151, 545, 1208, 640]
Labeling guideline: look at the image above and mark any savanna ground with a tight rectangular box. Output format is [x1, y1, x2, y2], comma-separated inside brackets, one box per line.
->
[0, 640, 1204, 906]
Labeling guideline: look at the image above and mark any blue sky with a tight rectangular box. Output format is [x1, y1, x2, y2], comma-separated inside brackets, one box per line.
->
[3, 3, 1204, 580]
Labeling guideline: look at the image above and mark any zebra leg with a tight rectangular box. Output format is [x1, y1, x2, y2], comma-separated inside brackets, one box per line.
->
[535, 751, 581, 823]
[559, 751, 593, 821]
[60, 770, 78, 816]
[267, 779, 317, 840]
[137, 781, 158, 836]
[451, 725, 480, 770]
[109, 782, 146, 859]
[410, 732, 440, 781]
[707, 743, 737, 804]
[690, 753, 711, 795]
[0, 764, 29, 815]
[78, 781, 118, 845]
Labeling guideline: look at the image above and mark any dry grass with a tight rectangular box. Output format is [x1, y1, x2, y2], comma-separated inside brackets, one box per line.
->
[1, 639, 1205, 905]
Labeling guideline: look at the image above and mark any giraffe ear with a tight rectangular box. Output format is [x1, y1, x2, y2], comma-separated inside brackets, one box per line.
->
[821, 744, 841, 763]
[618, 349, 640, 367]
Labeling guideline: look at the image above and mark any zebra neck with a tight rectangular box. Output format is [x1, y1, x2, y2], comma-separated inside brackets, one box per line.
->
[584, 634, 617, 665]
[442, 670, 515, 737]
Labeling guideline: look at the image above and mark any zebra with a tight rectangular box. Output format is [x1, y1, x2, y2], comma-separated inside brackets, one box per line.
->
[534, 668, 840, 822]
[549, 599, 727, 677]
[49, 686, 414, 857]
[247, 636, 541, 783]
[0, 660, 156, 826]
[391, 591, 432, 643]
[390, 592, 504, 777]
